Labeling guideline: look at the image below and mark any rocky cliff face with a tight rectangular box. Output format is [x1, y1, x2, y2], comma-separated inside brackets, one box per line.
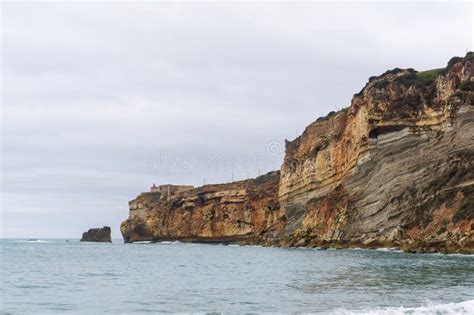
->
[81, 226, 112, 242]
[280, 53, 474, 253]
[121, 53, 473, 253]
[121, 171, 285, 244]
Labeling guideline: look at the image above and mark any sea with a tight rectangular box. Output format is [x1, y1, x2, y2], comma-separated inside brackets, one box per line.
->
[0, 239, 473, 314]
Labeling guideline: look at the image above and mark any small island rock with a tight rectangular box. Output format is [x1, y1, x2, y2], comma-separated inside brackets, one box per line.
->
[81, 226, 112, 242]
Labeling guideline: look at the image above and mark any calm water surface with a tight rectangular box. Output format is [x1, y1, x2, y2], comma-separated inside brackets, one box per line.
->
[1, 239, 473, 314]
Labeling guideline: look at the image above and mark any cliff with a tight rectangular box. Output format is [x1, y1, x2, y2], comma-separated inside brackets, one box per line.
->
[279, 53, 474, 253]
[121, 53, 474, 253]
[81, 226, 112, 242]
[121, 172, 285, 244]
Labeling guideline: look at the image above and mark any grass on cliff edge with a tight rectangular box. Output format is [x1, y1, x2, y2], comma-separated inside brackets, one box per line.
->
[394, 68, 445, 88]
[416, 68, 445, 82]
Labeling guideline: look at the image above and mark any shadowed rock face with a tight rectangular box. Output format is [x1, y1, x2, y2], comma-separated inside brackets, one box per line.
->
[121, 52, 474, 253]
[81, 226, 112, 242]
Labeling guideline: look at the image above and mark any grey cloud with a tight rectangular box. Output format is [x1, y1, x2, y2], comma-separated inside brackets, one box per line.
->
[1, 1, 472, 237]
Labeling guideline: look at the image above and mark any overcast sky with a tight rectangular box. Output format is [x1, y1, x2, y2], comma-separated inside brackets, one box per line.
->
[1, 2, 472, 238]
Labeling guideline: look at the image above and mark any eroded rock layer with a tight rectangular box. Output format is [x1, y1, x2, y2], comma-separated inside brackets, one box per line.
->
[121, 53, 474, 253]
[280, 53, 474, 253]
[121, 172, 285, 244]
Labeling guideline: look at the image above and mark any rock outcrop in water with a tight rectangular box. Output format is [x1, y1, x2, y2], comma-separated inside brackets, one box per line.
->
[81, 226, 112, 242]
[121, 53, 474, 253]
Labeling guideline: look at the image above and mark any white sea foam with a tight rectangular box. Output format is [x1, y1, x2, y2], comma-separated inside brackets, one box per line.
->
[159, 241, 181, 245]
[375, 247, 402, 252]
[131, 241, 152, 244]
[21, 239, 52, 243]
[443, 253, 474, 258]
[334, 299, 474, 315]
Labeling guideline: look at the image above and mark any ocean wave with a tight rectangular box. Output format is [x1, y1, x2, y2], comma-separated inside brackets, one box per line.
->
[131, 241, 152, 244]
[159, 241, 181, 245]
[19, 239, 52, 243]
[412, 252, 474, 257]
[345, 247, 364, 251]
[442, 253, 474, 258]
[334, 299, 474, 314]
[375, 247, 402, 252]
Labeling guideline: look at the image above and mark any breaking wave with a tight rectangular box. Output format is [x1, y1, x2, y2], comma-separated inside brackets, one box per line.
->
[375, 247, 402, 252]
[335, 299, 474, 315]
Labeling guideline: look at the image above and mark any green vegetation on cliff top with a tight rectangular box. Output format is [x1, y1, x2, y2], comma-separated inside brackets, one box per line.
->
[416, 68, 446, 81]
